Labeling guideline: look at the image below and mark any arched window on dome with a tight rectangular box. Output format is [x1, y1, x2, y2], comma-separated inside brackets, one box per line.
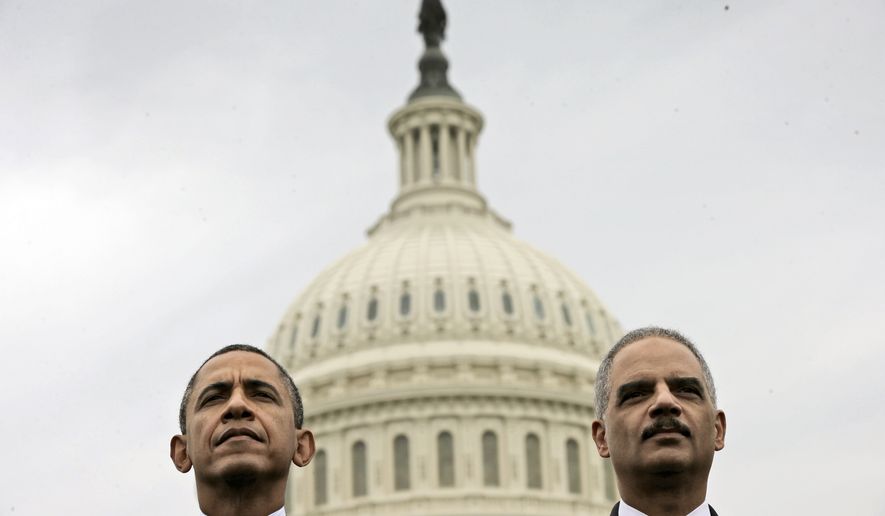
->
[314, 449, 327, 505]
[399, 291, 411, 317]
[525, 433, 542, 489]
[561, 302, 573, 327]
[566, 438, 581, 494]
[366, 296, 379, 322]
[352, 441, 367, 497]
[337, 303, 348, 330]
[604, 459, 618, 500]
[532, 294, 546, 321]
[482, 430, 500, 486]
[393, 434, 410, 491]
[468, 288, 481, 313]
[501, 290, 514, 315]
[437, 431, 455, 487]
[433, 288, 446, 313]
[600, 309, 614, 342]
[311, 314, 322, 338]
[289, 322, 298, 350]
[584, 307, 596, 335]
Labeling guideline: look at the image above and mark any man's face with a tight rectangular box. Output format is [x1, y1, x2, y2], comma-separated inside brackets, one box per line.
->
[170, 351, 314, 482]
[592, 337, 726, 479]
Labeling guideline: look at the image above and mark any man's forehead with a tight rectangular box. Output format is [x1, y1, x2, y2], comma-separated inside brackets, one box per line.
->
[611, 337, 702, 381]
[195, 351, 282, 386]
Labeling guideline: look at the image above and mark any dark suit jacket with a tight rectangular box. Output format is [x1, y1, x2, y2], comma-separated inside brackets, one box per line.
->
[610, 501, 718, 516]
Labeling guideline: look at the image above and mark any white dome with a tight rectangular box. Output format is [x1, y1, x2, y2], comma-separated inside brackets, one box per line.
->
[269, 11, 623, 512]
[269, 206, 619, 370]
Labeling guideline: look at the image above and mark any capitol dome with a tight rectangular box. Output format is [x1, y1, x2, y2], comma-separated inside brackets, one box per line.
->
[269, 171, 620, 370]
[269, 3, 622, 515]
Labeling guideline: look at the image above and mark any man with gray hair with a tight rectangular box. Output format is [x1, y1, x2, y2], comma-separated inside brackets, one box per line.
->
[592, 327, 726, 516]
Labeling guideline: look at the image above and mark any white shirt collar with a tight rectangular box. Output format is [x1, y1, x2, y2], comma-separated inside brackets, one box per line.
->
[619, 500, 710, 516]
[201, 505, 285, 515]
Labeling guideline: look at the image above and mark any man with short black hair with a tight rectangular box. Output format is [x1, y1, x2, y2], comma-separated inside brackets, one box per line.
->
[171, 344, 315, 516]
[592, 327, 726, 516]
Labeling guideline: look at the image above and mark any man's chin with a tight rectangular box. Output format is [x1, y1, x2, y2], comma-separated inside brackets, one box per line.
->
[212, 455, 290, 483]
[223, 470, 260, 488]
[205, 456, 267, 484]
[642, 450, 692, 476]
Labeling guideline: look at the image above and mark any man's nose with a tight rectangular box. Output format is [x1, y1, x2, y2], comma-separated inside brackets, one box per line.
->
[222, 389, 255, 422]
[649, 385, 682, 418]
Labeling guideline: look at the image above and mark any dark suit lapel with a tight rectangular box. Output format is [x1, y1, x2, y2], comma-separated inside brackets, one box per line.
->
[709, 506, 718, 516]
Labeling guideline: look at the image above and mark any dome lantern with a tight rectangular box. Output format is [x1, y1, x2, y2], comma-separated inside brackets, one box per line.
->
[379, 0, 494, 227]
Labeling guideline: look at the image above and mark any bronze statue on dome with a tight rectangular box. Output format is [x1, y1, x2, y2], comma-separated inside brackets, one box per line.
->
[418, 0, 446, 47]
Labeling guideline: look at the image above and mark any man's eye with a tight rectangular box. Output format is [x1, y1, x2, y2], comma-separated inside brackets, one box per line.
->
[255, 392, 274, 400]
[677, 387, 701, 396]
[202, 394, 223, 405]
[622, 391, 644, 402]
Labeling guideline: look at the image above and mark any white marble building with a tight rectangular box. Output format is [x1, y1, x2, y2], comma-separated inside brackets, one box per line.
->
[267, 3, 622, 514]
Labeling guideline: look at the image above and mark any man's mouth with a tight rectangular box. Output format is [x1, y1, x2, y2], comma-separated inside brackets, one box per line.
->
[641, 418, 691, 440]
[216, 427, 263, 446]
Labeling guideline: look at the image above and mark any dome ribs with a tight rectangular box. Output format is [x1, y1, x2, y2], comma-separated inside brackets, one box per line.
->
[280, 215, 619, 369]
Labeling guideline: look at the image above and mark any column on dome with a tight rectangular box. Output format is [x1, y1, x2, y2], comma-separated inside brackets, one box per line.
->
[448, 124, 460, 182]
[466, 131, 477, 186]
[403, 127, 415, 189]
[456, 125, 468, 187]
[438, 119, 450, 183]
[397, 134, 407, 188]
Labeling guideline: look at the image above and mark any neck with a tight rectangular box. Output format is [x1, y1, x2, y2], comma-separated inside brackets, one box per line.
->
[619, 471, 706, 516]
[196, 473, 286, 516]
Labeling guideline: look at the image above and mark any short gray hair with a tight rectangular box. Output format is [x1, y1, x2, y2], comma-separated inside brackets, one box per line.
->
[594, 326, 716, 420]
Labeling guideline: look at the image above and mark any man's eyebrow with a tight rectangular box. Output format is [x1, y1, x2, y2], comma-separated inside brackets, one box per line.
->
[616, 379, 655, 400]
[667, 376, 705, 396]
[196, 381, 231, 403]
[244, 379, 282, 398]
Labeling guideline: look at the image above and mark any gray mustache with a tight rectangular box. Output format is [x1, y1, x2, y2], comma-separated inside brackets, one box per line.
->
[641, 417, 692, 440]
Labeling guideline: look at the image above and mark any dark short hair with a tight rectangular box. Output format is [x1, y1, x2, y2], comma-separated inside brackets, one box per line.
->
[178, 344, 303, 434]
[594, 326, 717, 420]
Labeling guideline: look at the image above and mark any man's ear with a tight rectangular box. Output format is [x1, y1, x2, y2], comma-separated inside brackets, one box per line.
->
[591, 420, 610, 458]
[170, 435, 192, 473]
[292, 428, 316, 467]
[713, 409, 726, 451]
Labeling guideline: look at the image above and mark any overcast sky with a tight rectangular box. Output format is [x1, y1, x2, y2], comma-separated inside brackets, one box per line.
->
[1, 0, 884, 514]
